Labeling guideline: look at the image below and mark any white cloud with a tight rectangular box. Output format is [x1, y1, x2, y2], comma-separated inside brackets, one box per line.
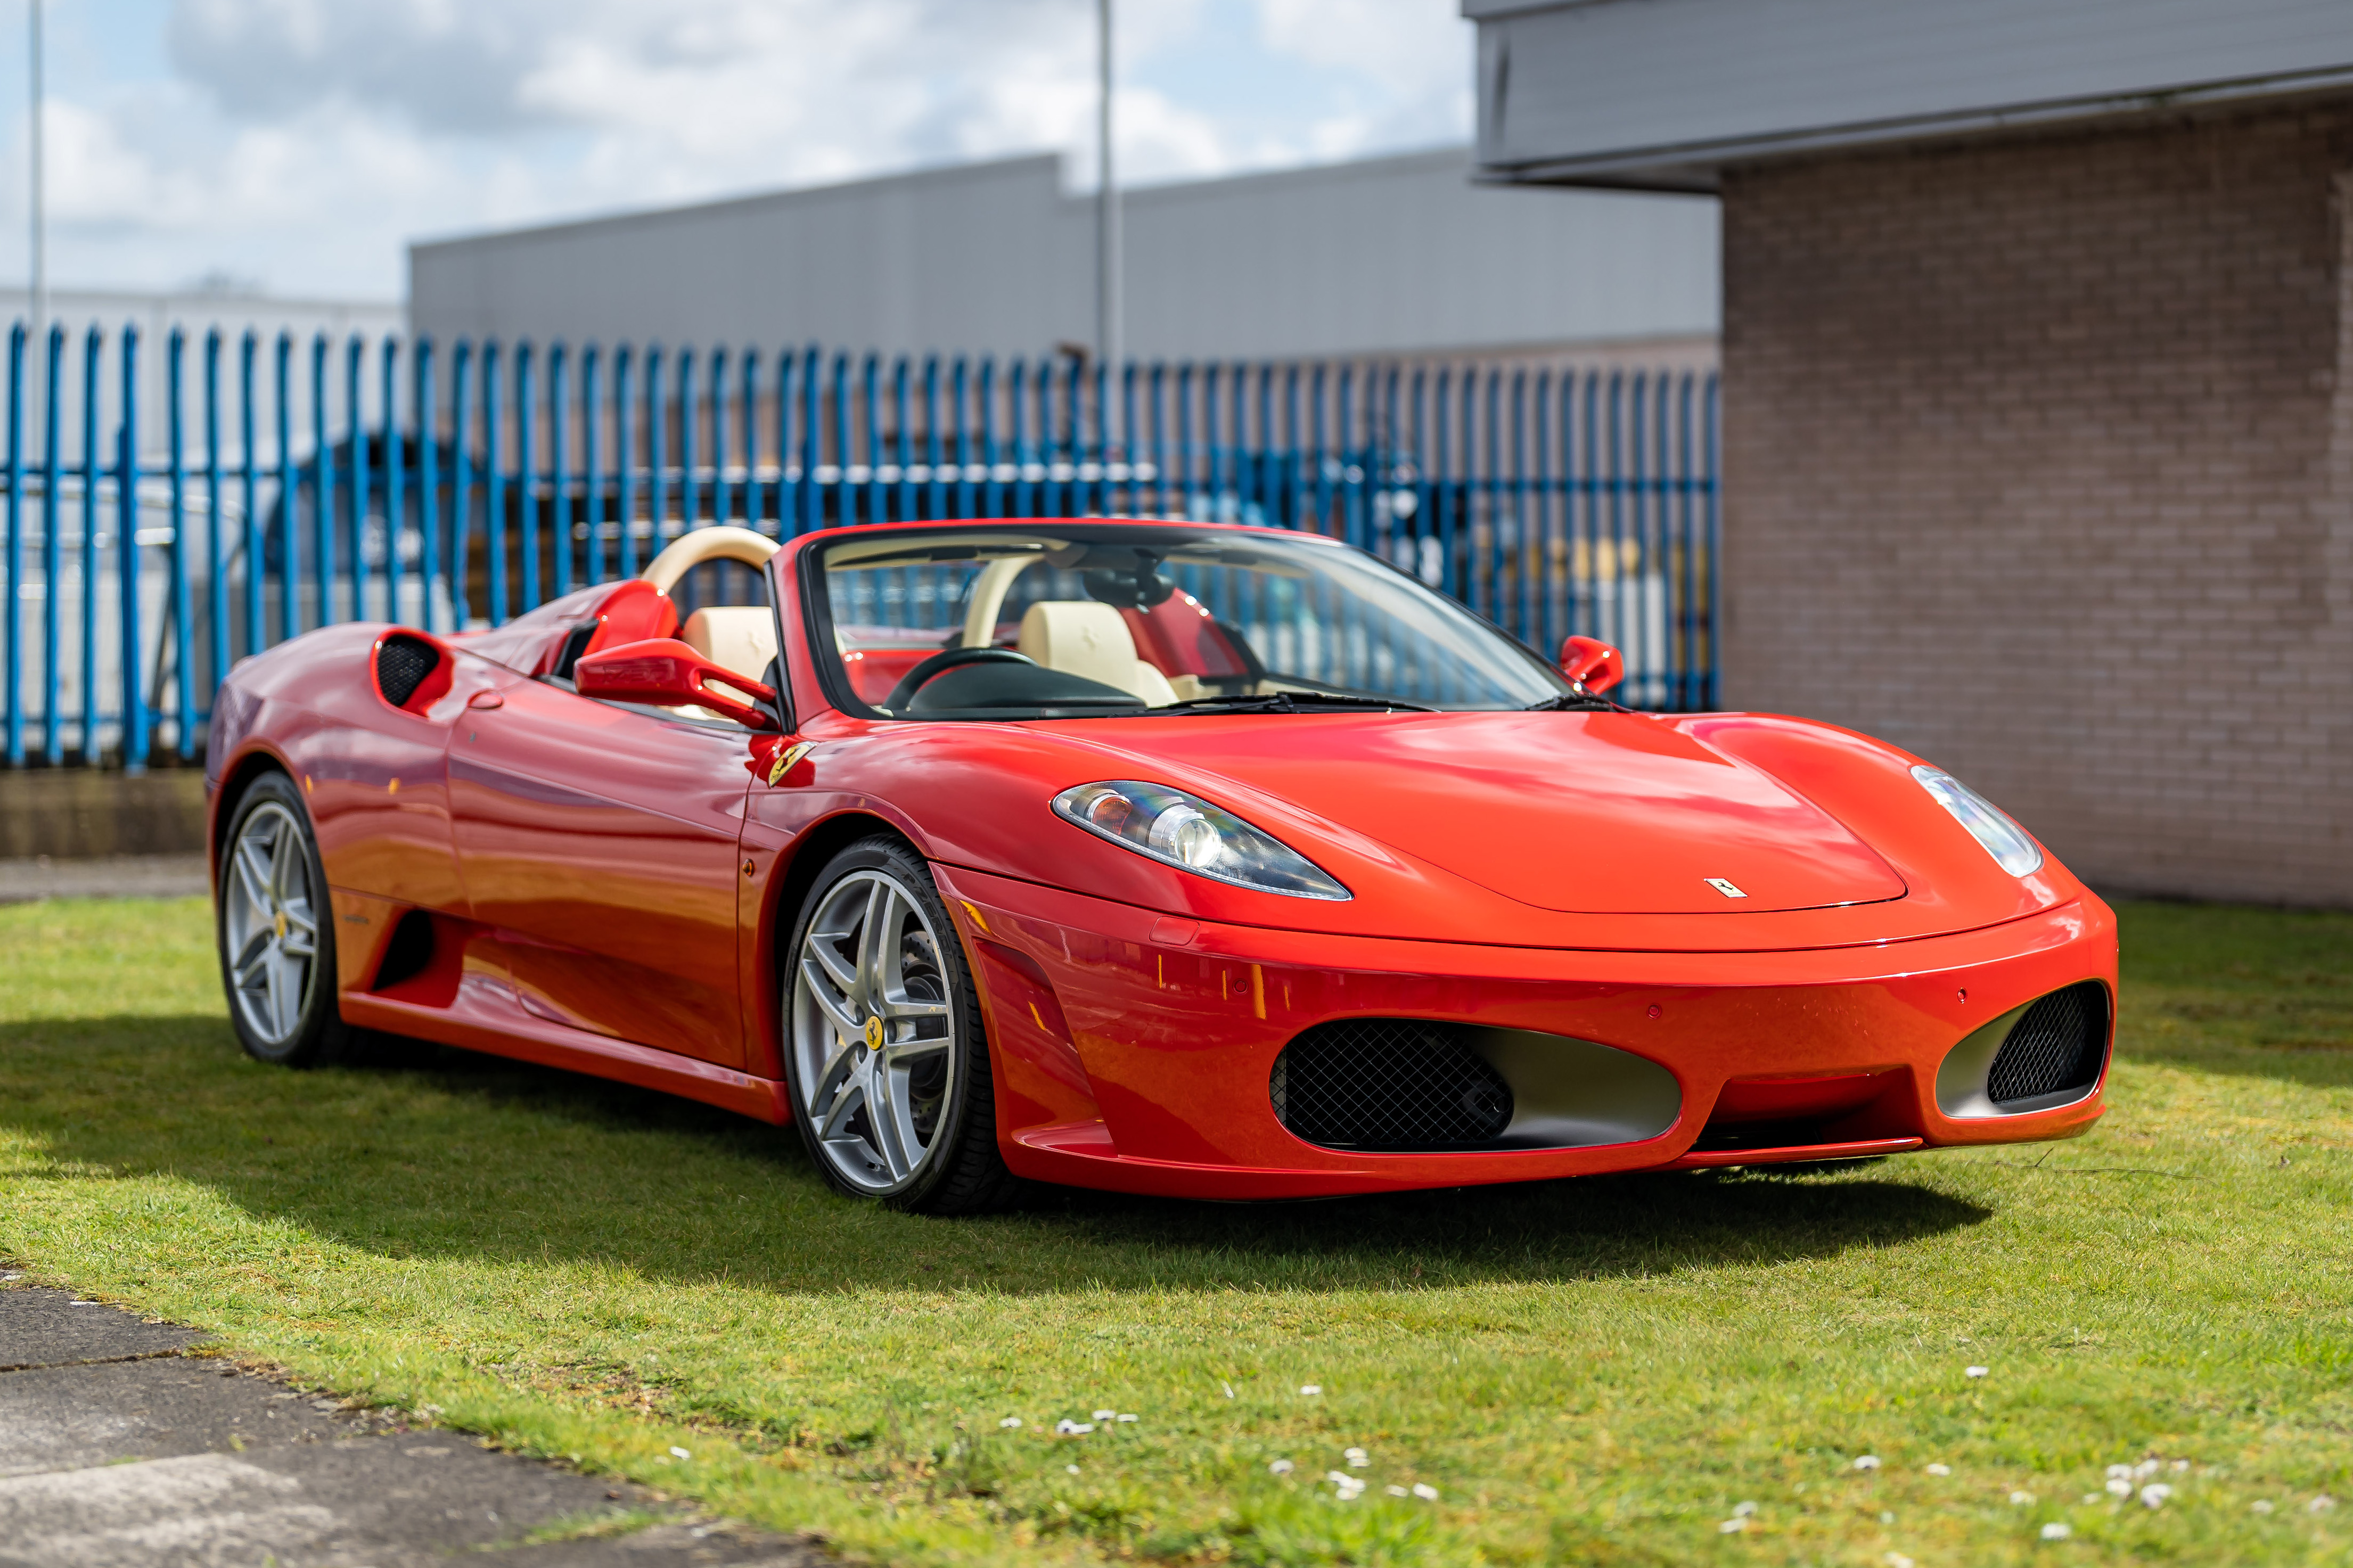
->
[11, 0, 1472, 297]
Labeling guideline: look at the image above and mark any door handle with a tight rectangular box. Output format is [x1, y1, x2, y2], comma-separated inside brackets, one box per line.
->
[466, 691, 504, 711]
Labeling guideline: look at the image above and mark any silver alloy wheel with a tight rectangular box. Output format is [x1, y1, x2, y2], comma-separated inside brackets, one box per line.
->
[791, 868, 957, 1194]
[222, 800, 321, 1046]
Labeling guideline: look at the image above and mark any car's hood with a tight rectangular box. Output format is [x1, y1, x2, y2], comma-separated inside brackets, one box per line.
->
[1085, 710, 1908, 915]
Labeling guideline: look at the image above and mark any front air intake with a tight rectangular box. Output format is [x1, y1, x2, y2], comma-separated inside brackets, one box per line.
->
[1272, 1019, 1515, 1151]
[1986, 981, 2108, 1106]
[375, 634, 440, 709]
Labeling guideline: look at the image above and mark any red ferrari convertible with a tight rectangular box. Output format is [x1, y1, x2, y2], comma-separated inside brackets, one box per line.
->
[206, 518, 2115, 1213]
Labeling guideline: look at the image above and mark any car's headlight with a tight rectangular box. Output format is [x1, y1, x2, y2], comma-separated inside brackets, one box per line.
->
[1051, 781, 1351, 900]
[1911, 766, 2043, 876]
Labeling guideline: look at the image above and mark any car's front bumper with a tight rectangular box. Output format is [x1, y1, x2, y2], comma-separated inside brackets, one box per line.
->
[937, 865, 2117, 1200]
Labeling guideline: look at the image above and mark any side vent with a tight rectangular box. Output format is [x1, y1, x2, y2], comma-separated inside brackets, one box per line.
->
[375, 634, 441, 710]
[372, 909, 436, 991]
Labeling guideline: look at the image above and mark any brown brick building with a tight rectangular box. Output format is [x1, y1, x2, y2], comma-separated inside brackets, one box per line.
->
[1464, 0, 2353, 905]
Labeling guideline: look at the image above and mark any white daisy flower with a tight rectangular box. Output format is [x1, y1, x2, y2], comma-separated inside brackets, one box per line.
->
[1718, 1519, 1747, 1534]
[1094, 1410, 1117, 1421]
[1385, 1485, 1409, 1497]
[2251, 1500, 2275, 1514]
[1733, 1501, 1758, 1517]
[2010, 1491, 2036, 1506]
[1412, 1483, 1439, 1501]
[1300, 1384, 1322, 1396]
[1344, 1448, 1369, 1468]
[2141, 1484, 2171, 1508]
[1887, 1554, 1915, 1568]
[2106, 1464, 2133, 1480]
[2311, 1496, 2337, 1514]
[669, 1447, 691, 1460]
[1965, 1366, 1989, 1379]
[2133, 1460, 2161, 1481]
[2041, 1523, 2071, 1541]
[2106, 1479, 2133, 1497]
[1269, 1459, 1294, 1475]
[1067, 1464, 1080, 1475]
[1117, 1414, 1138, 1422]
[999, 1417, 1022, 1429]
[1055, 1419, 1095, 1436]
[1925, 1464, 1952, 1477]
[1854, 1455, 1882, 1472]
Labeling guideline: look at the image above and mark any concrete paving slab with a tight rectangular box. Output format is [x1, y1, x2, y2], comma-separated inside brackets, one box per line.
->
[0, 1288, 827, 1567]
[0, 1355, 350, 1476]
[0, 1286, 207, 1369]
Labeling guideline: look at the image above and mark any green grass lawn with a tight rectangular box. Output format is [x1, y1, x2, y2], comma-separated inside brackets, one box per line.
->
[2, 896, 2349, 1566]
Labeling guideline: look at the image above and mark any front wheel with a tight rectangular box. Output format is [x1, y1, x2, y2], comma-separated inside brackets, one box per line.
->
[783, 836, 1016, 1214]
[216, 771, 348, 1066]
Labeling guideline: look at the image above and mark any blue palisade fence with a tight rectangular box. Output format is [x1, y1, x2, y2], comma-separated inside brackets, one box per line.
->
[0, 327, 1719, 769]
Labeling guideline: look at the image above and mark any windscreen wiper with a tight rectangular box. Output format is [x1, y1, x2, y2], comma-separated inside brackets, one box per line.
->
[1156, 691, 1439, 715]
[1522, 691, 1619, 712]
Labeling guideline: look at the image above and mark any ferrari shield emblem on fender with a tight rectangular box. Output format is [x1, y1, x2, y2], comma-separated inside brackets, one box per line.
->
[766, 740, 815, 786]
[863, 1015, 885, 1052]
[1704, 877, 1748, 899]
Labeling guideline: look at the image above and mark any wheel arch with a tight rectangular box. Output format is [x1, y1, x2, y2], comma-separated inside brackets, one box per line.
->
[752, 810, 922, 1077]
[209, 743, 299, 885]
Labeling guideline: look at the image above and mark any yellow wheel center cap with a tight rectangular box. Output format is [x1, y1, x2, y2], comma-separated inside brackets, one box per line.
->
[863, 1016, 884, 1052]
[273, 910, 287, 941]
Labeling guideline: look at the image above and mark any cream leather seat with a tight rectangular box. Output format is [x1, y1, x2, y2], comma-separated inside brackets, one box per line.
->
[1018, 602, 1178, 706]
[680, 606, 778, 683]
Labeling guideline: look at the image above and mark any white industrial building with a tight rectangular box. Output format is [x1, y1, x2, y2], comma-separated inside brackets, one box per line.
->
[408, 147, 1720, 366]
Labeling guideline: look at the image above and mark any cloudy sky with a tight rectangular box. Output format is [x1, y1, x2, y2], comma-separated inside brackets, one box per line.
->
[0, 0, 1472, 301]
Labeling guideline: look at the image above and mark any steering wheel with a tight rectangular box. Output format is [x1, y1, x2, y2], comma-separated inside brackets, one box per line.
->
[883, 647, 1035, 712]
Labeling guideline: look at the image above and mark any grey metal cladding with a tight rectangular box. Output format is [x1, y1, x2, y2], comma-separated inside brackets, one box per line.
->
[1471, 0, 2353, 185]
[408, 149, 1720, 361]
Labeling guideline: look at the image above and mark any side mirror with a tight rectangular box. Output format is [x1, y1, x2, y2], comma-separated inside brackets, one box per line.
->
[575, 638, 779, 730]
[1559, 635, 1625, 696]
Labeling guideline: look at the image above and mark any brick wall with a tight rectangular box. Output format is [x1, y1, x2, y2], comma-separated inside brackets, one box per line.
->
[1720, 104, 2353, 905]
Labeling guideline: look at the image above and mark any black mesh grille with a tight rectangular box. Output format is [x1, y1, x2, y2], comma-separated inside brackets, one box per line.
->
[1987, 982, 2108, 1105]
[1272, 1019, 1514, 1151]
[376, 635, 439, 708]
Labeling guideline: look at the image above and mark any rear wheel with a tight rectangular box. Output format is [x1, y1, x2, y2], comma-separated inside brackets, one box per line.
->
[783, 836, 1015, 1214]
[216, 771, 347, 1066]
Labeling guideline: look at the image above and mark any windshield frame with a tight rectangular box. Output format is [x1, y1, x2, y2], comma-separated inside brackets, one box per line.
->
[794, 520, 1576, 723]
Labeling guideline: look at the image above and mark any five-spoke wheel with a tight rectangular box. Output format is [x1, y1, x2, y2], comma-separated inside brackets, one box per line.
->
[215, 771, 346, 1065]
[785, 837, 1014, 1212]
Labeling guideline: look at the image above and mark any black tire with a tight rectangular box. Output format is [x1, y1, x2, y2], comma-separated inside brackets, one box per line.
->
[215, 770, 350, 1067]
[781, 835, 1017, 1214]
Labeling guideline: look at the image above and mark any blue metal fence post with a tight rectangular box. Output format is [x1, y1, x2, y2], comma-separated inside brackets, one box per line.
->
[117, 325, 147, 770]
[39, 326, 61, 764]
[482, 341, 506, 623]
[449, 339, 475, 629]
[310, 334, 334, 628]
[922, 356, 942, 521]
[676, 346, 698, 536]
[643, 345, 665, 560]
[1704, 374, 1720, 710]
[799, 347, 821, 534]
[237, 332, 260, 657]
[382, 336, 403, 623]
[949, 357, 972, 520]
[739, 346, 758, 531]
[167, 328, 194, 758]
[550, 341, 571, 597]
[977, 357, 1000, 520]
[614, 345, 637, 577]
[79, 327, 100, 765]
[202, 331, 224, 698]
[515, 342, 538, 610]
[416, 339, 439, 633]
[1511, 368, 1530, 646]
[274, 333, 297, 644]
[708, 346, 729, 527]
[858, 352, 880, 525]
[891, 356, 911, 523]
[2, 324, 20, 767]
[1007, 358, 1030, 519]
[774, 349, 798, 535]
[344, 335, 367, 622]
[581, 345, 603, 582]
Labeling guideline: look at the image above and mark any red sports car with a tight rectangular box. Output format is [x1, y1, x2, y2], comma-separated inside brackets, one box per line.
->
[206, 519, 2115, 1213]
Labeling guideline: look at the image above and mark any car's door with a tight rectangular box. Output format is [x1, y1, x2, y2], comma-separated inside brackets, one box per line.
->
[446, 677, 753, 1068]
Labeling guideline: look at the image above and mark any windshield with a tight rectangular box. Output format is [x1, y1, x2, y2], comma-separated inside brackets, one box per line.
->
[808, 523, 1572, 720]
